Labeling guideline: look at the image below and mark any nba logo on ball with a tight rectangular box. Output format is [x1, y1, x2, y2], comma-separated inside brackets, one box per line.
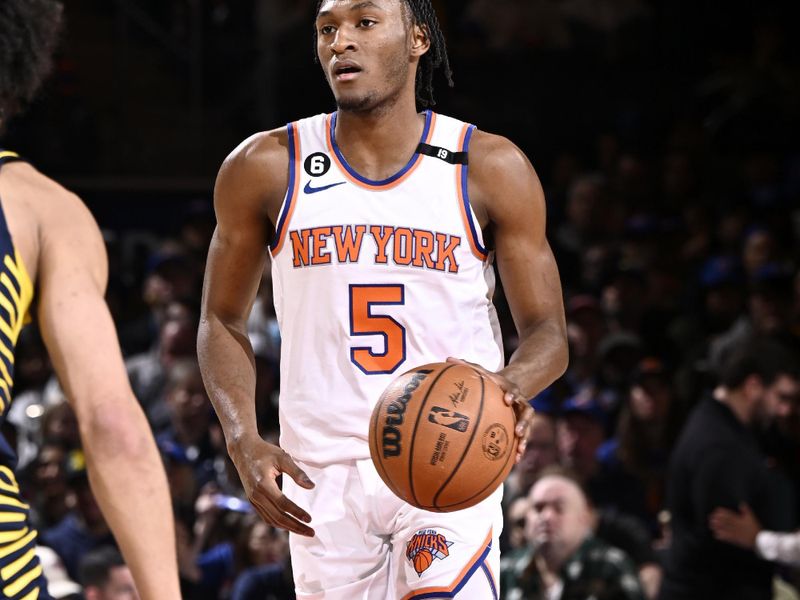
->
[369, 362, 517, 512]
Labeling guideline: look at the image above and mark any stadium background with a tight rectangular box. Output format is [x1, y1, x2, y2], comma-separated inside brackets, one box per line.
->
[4, 0, 800, 598]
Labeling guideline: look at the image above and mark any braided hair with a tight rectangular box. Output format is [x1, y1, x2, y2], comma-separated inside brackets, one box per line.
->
[315, 0, 454, 108]
[0, 0, 63, 122]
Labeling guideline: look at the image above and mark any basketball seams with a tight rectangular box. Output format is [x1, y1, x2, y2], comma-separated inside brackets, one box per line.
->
[408, 364, 457, 508]
[434, 411, 517, 511]
[431, 371, 486, 510]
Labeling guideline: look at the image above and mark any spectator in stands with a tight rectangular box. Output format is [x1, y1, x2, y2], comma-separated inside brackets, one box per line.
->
[565, 295, 608, 387]
[156, 358, 220, 488]
[229, 518, 294, 600]
[669, 256, 745, 368]
[710, 265, 797, 371]
[660, 337, 800, 600]
[501, 468, 645, 599]
[127, 298, 201, 430]
[158, 438, 199, 520]
[504, 496, 532, 552]
[41, 450, 116, 580]
[554, 174, 606, 280]
[557, 388, 608, 484]
[595, 332, 643, 412]
[40, 398, 81, 450]
[79, 546, 139, 600]
[505, 413, 560, 503]
[141, 250, 199, 326]
[742, 229, 778, 281]
[598, 358, 682, 528]
[178, 487, 262, 600]
[21, 440, 73, 529]
[37, 545, 82, 599]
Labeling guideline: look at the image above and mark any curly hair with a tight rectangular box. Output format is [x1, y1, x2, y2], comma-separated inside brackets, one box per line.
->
[0, 0, 64, 122]
[315, 0, 454, 109]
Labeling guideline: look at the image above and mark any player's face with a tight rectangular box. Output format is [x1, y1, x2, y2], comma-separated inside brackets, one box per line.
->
[316, 0, 424, 112]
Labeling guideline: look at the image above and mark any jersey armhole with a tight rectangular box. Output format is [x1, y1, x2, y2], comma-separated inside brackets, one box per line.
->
[269, 123, 301, 255]
[455, 125, 489, 261]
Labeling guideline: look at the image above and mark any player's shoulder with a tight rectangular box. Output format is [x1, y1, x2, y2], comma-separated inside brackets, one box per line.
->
[220, 126, 291, 180]
[468, 129, 534, 179]
[0, 160, 104, 281]
[0, 160, 87, 223]
[465, 129, 542, 215]
[221, 112, 326, 174]
[214, 126, 295, 218]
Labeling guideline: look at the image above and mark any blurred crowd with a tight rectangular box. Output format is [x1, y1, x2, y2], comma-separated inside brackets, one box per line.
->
[5, 0, 800, 599]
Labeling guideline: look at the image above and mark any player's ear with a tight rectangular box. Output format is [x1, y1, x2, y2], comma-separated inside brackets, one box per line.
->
[410, 22, 431, 58]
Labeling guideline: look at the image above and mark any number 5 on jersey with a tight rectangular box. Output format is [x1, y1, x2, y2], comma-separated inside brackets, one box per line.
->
[349, 284, 406, 375]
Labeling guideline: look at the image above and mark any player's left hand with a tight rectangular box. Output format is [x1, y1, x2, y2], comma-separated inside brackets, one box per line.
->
[446, 357, 533, 464]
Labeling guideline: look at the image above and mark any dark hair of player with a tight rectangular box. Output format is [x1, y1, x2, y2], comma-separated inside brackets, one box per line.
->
[315, 0, 454, 108]
[0, 0, 63, 124]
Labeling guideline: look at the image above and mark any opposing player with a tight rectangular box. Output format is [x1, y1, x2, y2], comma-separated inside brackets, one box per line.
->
[0, 2, 181, 598]
[198, 0, 568, 597]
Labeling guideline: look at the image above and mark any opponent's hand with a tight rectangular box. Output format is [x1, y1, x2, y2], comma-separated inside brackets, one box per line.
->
[709, 503, 761, 549]
[229, 437, 315, 537]
[446, 357, 534, 464]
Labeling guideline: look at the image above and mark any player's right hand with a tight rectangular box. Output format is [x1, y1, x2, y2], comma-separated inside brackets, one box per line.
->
[229, 437, 316, 537]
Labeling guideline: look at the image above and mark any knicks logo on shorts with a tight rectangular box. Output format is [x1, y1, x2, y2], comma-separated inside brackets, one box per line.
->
[406, 529, 454, 576]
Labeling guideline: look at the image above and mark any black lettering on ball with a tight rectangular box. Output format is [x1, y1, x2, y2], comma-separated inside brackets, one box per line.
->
[380, 368, 434, 458]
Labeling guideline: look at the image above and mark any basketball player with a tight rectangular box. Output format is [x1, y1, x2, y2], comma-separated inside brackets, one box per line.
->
[0, 2, 181, 598]
[198, 0, 568, 597]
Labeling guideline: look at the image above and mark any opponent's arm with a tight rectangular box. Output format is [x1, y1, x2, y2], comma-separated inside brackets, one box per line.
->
[198, 132, 315, 537]
[458, 132, 569, 451]
[35, 184, 180, 600]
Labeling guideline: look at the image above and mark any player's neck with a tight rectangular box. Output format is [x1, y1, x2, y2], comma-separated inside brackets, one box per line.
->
[334, 95, 425, 181]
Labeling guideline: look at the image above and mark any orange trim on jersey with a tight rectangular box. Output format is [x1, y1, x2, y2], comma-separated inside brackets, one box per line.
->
[400, 529, 493, 600]
[271, 122, 302, 255]
[456, 124, 489, 262]
[326, 112, 437, 191]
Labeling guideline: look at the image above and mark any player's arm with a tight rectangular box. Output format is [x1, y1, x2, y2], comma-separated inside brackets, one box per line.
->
[198, 132, 315, 537]
[456, 132, 569, 452]
[34, 182, 180, 600]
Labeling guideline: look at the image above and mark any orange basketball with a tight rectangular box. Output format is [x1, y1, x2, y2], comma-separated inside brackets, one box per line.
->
[368, 362, 518, 512]
[413, 549, 433, 575]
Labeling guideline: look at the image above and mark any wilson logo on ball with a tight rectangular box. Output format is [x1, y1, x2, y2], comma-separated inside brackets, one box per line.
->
[382, 369, 434, 458]
[427, 406, 470, 432]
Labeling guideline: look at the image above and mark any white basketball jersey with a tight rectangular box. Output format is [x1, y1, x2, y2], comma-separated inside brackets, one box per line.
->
[268, 111, 504, 466]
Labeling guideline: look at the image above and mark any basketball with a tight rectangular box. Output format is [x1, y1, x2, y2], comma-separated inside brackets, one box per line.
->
[368, 362, 518, 512]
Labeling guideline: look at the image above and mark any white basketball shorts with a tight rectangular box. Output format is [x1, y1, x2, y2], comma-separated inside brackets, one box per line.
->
[283, 458, 503, 599]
